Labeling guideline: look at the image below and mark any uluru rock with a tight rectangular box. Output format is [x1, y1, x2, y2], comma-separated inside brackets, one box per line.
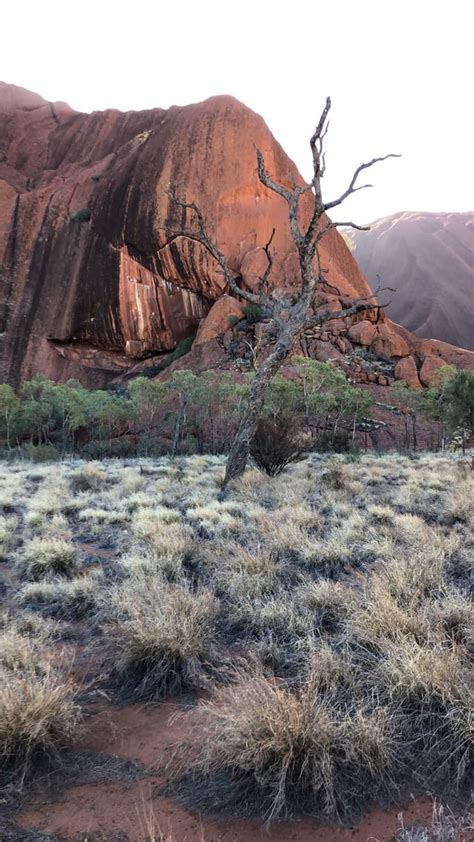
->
[419, 355, 448, 387]
[351, 211, 474, 350]
[0, 82, 371, 387]
[1, 83, 473, 391]
[394, 356, 421, 389]
[195, 296, 244, 345]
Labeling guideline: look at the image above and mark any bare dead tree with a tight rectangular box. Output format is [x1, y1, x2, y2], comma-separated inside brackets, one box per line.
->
[161, 97, 399, 485]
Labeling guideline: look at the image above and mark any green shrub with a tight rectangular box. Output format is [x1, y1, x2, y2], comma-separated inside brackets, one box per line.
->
[243, 303, 263, 325]
[24, 444, 59, 463]
[142, 335, 195, 378]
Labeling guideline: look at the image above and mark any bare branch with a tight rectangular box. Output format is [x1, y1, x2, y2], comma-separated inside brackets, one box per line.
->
[330, 221, 371, 232]
[255, 148, 303, 246]
[324, 154, 401, 212]
[257, 228, 276, 296]
[305, 284, 395, 329]
[163, 188, 263, 305]
[309, 96, 331, 183]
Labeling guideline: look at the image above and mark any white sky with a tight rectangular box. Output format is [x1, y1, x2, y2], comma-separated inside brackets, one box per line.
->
[2, 0, 473, 222]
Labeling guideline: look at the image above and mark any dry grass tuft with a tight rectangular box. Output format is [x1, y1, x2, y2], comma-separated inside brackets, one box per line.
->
[21, 537, 77, 580]
[101, 576, 220, 700]
[0, 629, 82, 775]
[168, 669, 396, 824]
[18, 574, 100, 619]
[395, 801, 473, 841]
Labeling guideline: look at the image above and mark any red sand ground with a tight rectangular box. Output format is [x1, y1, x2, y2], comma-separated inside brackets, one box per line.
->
[17, 700, 441, 842]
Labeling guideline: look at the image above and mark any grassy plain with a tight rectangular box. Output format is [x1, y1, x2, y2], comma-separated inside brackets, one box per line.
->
[0, 452, 472, 840]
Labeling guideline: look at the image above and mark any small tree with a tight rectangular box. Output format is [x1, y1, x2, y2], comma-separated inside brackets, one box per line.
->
[162, 98, 398, 485]
[424, 367, 474, 454]
[128, 376, 169, 455]
[0, 384, 20, 450]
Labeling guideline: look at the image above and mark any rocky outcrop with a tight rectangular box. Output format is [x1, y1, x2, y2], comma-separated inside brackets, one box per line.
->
[351, 211, 474, 350]
[1, 84, 473, 392]
[0, 82, 371, 387]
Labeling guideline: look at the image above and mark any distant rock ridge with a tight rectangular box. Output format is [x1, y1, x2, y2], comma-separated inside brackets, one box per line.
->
[1, 83, 473, 391]
[351, 211, 474, 351]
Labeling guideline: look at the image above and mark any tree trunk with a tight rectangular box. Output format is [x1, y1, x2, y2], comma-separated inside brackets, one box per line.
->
[172, 395, 186, 457]
[412, 411, 418, 452]
[223, 334, 293, 486]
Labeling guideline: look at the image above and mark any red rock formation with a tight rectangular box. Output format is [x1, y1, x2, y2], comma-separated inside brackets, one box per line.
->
[1, 83, 473, 391]
[347, 320, 377, 346]
[0, 83, 371, 387]
[351, 211, 474, 350]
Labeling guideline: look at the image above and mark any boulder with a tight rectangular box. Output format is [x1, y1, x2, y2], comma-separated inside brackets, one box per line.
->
[335, 336, 352, 354]
[394, 356, 421, 389]
[347, 320, 377, 346]
[371, 323, 410, 358]
[195, 296, 245, 345]
[419, 355, 449, 387]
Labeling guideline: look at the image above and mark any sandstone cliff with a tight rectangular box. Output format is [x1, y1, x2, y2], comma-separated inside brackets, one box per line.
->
[1, 83, 473, 392]
[351, 211, 474, 350]
[0, 83, 369, 387]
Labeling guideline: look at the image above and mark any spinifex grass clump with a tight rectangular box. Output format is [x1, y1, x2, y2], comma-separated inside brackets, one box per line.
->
[21, 537, 77, 580]
[102, 576, 220, 700]
[18, 574, 100, 619]
[167, 667, 396, 824]
[0, 629, 82, 776]
[378, 639, 472, 794]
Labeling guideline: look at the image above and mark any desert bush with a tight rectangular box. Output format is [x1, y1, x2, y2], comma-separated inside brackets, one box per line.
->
[23, 443, 59, 463]
[167, 669, 396, 824]
[242, 303, 262, 324]
[101, 577, 220, 700]
[250, 415, 309, 477]
[21, 537, 77, 580]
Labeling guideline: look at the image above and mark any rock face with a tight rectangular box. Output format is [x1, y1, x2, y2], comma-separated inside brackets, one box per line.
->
[351, 211, 474, 350]
[0, 82, 371, 387]
[1, 84, 473, 391]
